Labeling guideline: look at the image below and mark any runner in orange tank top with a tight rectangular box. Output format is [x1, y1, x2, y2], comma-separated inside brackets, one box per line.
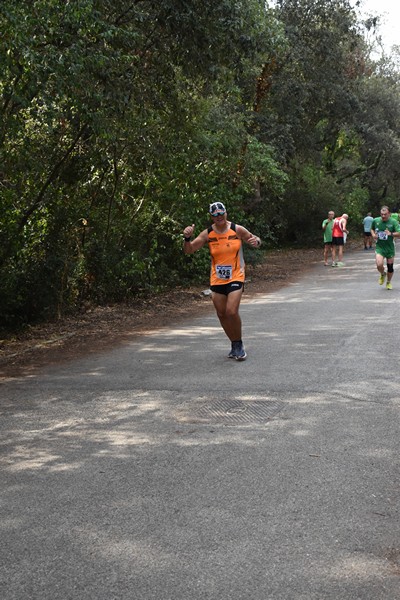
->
[183, 202, 262, 361]
[331, 213, 349, 266]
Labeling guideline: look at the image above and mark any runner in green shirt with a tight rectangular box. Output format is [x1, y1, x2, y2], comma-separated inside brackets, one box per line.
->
[322, 210, 335, 266]
[371, 206, 400, 290]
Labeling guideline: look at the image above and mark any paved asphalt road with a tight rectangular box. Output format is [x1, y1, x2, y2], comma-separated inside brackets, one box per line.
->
[1, 247, 399, 600]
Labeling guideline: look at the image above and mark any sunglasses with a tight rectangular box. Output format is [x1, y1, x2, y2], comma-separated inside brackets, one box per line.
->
[211, 211, 226, 217]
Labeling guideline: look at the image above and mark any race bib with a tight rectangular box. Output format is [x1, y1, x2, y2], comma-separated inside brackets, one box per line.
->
[216, 264, 232, 280]
[377, 231, 388, 241]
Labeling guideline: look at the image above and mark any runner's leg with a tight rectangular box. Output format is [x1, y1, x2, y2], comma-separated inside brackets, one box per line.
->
[212, 289, 243, 341]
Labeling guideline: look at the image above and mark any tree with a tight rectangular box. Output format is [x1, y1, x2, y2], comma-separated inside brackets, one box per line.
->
[0, 0, 285, 325]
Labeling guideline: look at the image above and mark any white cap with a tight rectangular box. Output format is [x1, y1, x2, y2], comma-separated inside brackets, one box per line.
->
[209, 202, 226, 214]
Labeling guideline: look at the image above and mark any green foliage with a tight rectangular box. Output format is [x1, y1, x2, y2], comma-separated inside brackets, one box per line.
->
[344, 186, 369, 225]
[278, 162, 370, 246]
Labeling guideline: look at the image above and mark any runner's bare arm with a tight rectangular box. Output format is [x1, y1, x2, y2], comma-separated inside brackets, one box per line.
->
[183, 226, 209, 254]
[236, 225, 261, 247]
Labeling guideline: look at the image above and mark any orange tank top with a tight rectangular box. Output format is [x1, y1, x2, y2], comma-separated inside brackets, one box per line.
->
[208, 222, 245, 286]
[332, 217, 344, 238]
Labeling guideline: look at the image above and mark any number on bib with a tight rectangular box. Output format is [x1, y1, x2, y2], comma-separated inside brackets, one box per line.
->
[216, 264, 232, 280]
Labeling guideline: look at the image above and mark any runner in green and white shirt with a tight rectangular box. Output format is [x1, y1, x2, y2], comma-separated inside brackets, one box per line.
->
[371, 206, 400, 290]
[322, 210, 335, 266]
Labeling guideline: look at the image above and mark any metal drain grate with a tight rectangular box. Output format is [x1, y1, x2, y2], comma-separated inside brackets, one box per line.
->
[177, 399, 285, 425]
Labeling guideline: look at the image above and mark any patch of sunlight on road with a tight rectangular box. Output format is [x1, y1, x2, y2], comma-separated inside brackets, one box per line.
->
[0, 517, 23, 530]
[248, 295, 303, 305]
[93, 431, 152, 448]
[360, 298, 398, 304]
[246, 330, 281, 338]
[5, 448, 70, 471]
[327, 554, 392, 579]
[363, 447, 396, 459]
[75, 526, 174, 567]
[137, 326, 221, 347]
[236, 394, 276, 401]
[159, 325, 220, 336]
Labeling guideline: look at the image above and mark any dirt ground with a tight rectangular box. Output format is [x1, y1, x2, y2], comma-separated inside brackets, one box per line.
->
[0, 247, 325, 379]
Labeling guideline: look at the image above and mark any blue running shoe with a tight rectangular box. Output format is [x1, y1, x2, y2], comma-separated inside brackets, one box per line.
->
[228, 343, 237, 359]
[228, 341, 247, 360]
[235, 341, 247, 361]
